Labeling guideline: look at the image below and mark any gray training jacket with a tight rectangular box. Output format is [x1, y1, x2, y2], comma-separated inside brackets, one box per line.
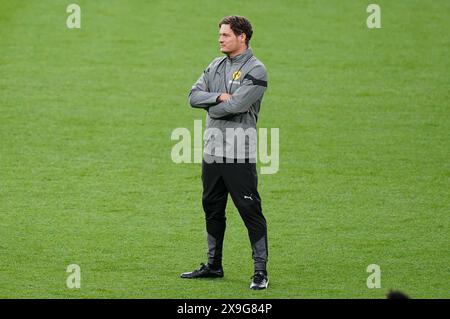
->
[188, 48, 268, 160]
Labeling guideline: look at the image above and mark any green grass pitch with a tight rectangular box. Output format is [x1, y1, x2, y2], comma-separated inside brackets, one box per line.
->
[0, 0, 448, 298]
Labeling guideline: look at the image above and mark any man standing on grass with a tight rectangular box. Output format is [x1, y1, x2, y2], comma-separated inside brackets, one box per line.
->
[181, 16, 269, 290]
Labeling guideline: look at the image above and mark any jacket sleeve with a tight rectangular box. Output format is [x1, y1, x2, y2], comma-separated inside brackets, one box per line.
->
[207, 64, 267, 119]
[188, 61, 221, 109]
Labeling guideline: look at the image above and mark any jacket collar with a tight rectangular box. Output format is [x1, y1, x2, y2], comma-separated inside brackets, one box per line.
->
[227, 47, 253, 63]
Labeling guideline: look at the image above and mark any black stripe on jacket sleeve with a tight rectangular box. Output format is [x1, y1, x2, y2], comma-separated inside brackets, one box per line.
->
[244, 74, 268, 87]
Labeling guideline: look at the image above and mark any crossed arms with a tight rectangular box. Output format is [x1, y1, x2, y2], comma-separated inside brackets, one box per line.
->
[188, 64, 267, 120]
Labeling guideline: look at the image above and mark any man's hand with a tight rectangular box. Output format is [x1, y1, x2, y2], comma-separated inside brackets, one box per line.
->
[216, 93, 232, 102]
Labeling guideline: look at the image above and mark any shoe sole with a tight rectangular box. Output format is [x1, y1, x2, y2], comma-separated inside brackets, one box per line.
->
[250, 279, 269, 290]
[180, 273, 224, 279]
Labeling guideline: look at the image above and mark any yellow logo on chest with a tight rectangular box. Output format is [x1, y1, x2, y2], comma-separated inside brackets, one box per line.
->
[232, 71, 242, 81]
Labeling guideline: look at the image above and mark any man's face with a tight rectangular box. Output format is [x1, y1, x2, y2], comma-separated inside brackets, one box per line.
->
[219, 24, 245, 55]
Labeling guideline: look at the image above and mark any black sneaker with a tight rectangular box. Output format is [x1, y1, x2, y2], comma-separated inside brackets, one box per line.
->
[180, 263, 224, 279]
[250, 271, 269, 290]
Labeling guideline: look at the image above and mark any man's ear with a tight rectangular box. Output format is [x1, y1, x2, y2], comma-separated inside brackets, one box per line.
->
[240, 33, 246, 44]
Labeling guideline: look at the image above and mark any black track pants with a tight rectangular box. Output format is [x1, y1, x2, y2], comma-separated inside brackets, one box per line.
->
[201, 158, 268, 272]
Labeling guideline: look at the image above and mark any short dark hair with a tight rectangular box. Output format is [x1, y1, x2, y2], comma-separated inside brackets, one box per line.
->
[386, 290, 410, 299]
[219, 16, 253, 46]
